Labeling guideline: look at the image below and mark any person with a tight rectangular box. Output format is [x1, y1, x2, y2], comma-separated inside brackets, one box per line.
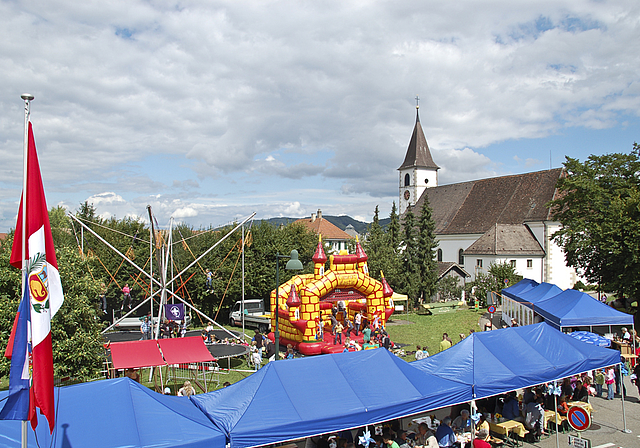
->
[334, 320, 344, 345]
[476, 414, 490, 441]
[452, 409, 472, 432]
[594, 369, 605, 397]
[180, 320, 187, 338]
[125, 368, 140, 383]
[557, 395, 569, 416]
[501, 392, 523, 422]
[345, 318, 355, 338]
[331, 305, 338, 334]
[633, 362, 640, 398]
[414, 423, 438, 448]
[251, 346, 262, 370]
[571, 380, 589, 402]
[511, 318, 519, 327]
[560, 378, 573, 398]
[98, 283, 107, 314]
[382, 431, 399, 448]
[121, 283, 132, 310]
[621, 327, 631, 341]
[523, 387, 535, 404]
[394, 430, 409, 448]
[163, 387, 171, 395]
[434, 416, 456, 447]
[362, 324, 372, 344]
[252, 330, 265, 358]
[354, 311, 362, 336]
[484, 319, 492, 331]
[605, 366, 615, 400]
[415, 345, 426, 361]
[205, 268, 213, 292]
[438, 333, 452, 353]
[316, 317, 324, 340]
[177, 380, 196, 397]
[140, 316, 151, 340]
[472, 429, 491, 448]
[524, 397, 545, 438]
[222, 381, 231, 388]
[265, 337, 276, 362]
[286, 348, 295, 359]
[161, 321, 172, 339]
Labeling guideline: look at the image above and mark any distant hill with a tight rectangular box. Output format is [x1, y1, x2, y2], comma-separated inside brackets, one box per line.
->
[260, 215, 390, 234]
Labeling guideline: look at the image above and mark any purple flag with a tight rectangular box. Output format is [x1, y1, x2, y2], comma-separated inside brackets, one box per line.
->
[164, 303, 185, 321]
[0, 277, 31, 421]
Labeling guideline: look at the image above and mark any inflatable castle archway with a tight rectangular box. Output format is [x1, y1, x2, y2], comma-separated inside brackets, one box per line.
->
[270, 237, 394, 355]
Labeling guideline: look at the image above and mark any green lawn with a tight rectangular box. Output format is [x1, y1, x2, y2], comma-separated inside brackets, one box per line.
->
[387, 306, 486, 362]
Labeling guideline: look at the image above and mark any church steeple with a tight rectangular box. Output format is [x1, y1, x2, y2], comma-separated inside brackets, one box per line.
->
[398, 98, 439, 214]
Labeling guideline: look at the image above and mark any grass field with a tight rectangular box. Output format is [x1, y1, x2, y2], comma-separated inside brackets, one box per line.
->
[386, 306, 486, 361]
[0, 307, 488, 393]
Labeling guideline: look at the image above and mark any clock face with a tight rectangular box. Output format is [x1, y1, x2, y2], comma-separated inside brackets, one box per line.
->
[404, 190, 410, 200]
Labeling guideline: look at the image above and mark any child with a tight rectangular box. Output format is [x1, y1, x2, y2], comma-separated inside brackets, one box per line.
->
[594, 369, 605, 397]
[251, 346, 262, 371]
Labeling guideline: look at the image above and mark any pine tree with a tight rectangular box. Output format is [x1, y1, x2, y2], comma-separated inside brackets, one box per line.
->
[400, 205, 420, 305]
[417, 196, 439, 302]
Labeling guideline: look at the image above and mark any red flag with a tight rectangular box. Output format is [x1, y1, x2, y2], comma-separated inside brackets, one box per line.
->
[9, 122, 64, 432]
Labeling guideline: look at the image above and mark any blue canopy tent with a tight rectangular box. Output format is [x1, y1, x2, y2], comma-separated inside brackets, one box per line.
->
[191, 347, 471, 448]
[501, 278, 539, 300]
[535, 289, 634, 330]
[515, 282, 563, 305]
[0, 378, 226, 448]
[412, 323, 620, 400]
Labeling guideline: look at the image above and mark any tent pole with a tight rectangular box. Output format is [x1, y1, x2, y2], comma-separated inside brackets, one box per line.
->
[470, 399, 476, 442]
[553, 380, 559, 448]
[620, 364, 630, 433]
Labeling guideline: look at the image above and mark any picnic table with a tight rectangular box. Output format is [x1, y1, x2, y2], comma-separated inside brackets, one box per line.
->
[489, 419, 528, 446]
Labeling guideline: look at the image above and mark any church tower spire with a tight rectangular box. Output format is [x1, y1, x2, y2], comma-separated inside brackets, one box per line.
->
[398, 97, 439, 214]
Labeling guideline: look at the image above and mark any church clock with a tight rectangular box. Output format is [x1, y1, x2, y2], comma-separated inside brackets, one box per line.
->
[404, 190, 410, 201]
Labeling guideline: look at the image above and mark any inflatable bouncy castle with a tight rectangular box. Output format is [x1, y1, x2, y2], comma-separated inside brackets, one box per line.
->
[269, 237, 394, 355]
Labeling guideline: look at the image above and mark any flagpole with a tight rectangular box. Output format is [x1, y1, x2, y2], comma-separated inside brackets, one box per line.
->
[20, 93, 34, 448]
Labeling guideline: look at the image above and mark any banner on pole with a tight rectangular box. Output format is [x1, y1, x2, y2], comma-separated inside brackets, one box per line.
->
[164, 303, 185, 321]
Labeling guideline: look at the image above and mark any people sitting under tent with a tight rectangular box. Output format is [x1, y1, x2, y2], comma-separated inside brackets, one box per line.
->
[501, 392, 523, 422]
[571, 380, 589, 402]
[472, 429, 491, 448]
[434, 416, 456, 447]
[524, 396, 545, 440]
[452, 409, 472, 432]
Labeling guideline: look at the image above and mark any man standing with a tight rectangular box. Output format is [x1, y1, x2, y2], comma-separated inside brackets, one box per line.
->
[438, 333, 452, 352]
[140, 316, 151, 340]
[334, 320, 344, 345]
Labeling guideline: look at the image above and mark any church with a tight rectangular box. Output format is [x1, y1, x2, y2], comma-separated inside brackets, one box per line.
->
[398, 105, 579, 290]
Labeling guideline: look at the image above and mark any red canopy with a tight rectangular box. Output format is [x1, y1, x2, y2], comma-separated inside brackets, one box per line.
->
[109, 337, 214, 369]
[110, 340, 165, 369]
[158, 337, 215, 364]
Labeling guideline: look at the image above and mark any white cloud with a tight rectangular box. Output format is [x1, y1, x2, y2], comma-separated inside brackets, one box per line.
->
[0, 1, 638, 230]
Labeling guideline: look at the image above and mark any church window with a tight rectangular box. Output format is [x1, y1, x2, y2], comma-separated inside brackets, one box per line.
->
[527, 259, 533, 268]
[437, 249, 443, 262]
[458, 249, 464, 265]
[404, 173, 410, 187]
[476, 259, 483, 268]
[510, 260, 516, 267]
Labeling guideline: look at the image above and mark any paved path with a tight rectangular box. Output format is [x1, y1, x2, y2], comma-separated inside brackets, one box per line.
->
[522, 376, 640, 448]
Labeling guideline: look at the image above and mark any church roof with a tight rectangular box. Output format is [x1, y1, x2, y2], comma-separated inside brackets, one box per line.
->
[463, 224, 545, 256]
[414, 168, 563, 235]
[397, 109, 440, 171]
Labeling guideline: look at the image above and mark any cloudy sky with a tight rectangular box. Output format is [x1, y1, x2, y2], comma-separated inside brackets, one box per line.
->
[1, 1, 638, 231]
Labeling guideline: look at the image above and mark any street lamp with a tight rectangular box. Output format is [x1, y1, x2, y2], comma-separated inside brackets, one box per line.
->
[275, 250, 304, 358]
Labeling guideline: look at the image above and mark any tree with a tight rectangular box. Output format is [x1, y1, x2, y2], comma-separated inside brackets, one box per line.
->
[400, 206, 420, 305]
[387, 202, 401, 252]
[0, 230, 105, 380]
[437, 275, 463, 302]
[364, 206, 401, 288]
[471, 262, 523, 307]
[416, 196, 439, 302]
[548, 144, 640, 306]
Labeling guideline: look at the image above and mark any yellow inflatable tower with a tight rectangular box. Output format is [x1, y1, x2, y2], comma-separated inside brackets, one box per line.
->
[269, 236, 394, 355]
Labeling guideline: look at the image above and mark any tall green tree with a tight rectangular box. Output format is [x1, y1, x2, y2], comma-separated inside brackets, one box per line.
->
[548, 144, 640, 306]
[416, 197, 439, 302]
[400, 206, 420, 304]
[364, 206, 401, 289]
[388, 202, 401, 252]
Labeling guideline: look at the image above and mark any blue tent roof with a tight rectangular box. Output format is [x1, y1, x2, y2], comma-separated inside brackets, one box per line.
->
[516, 282, 563, 305]
[535, 289, 634, 328]
[0, 378, 226, 448]
[191, 347, 471, 448]
[412, 323, 620, 399]
[501, 279, 539, 300]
